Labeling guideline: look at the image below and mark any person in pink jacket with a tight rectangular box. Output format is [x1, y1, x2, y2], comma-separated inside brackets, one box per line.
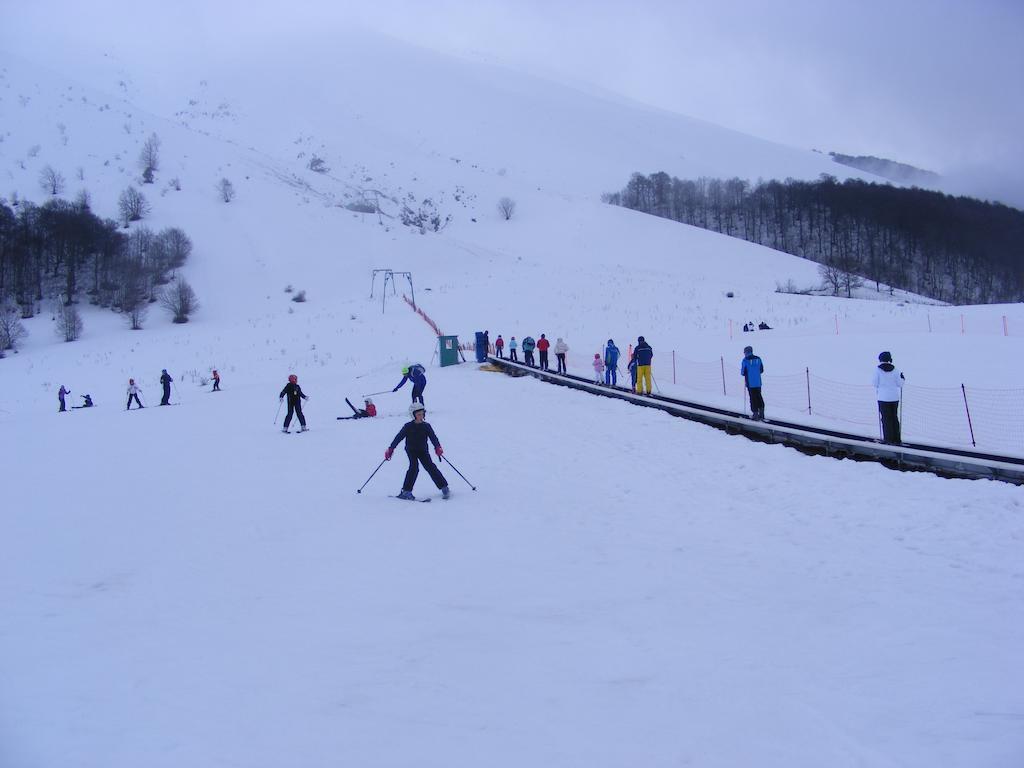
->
[592, 353, 605, 384]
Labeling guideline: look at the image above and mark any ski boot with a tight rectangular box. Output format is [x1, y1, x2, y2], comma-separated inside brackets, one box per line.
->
[397, 491, 415, 501]
[300, 426, 309, 432]
[282, 428, 290, 433]
[441, 486, 451, 500]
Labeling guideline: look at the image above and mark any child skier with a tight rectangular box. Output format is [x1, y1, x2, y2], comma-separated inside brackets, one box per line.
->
[495, 335, 505, 358]
[592, 353, 605, 384]
[508, 336, 518, 362]
[384, 401, 450, 500]
[338, 398, 377, 420]
[126, 379, 143, 410]
[554, 337, 569, 374]
[211, 369, 221, 391]
[279, 374, 309, 432]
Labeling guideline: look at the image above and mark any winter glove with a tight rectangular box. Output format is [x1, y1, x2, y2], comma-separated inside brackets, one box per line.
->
[435, 445, 443, 458]
[279, 397, 284, 402]
[385, 448, 393, 461]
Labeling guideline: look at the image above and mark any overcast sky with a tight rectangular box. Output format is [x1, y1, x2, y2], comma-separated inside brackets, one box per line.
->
[5, 0, 1023, 204]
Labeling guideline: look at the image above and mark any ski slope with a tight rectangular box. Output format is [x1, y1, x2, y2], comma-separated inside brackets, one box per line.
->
[1, 19, 1023, 768]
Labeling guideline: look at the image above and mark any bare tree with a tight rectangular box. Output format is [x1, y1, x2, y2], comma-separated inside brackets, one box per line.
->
[139, 133, 161, 183]
[160, 277, 199, 323]
[0, 303, 28, 352]
[39, 165, 65, 195]
[122, 284, 148, 329]
[818, 262, 842, 296]
[497, 197, 516, 220]
[118, 186, 150, 226]
[216, 178, 235, 203]
[158, 227, 193, 268]
[55, 301, 83, 342]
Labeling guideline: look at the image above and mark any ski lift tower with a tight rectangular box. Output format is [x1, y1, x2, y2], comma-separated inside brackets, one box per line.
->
[370, 269, 417, 314]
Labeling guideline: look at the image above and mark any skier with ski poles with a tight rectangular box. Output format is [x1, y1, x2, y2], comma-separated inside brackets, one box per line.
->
[604, 339, 620, 386]
[630, 336, 654, 394]
[58, 385, 71, 412]
[384, 401, 450, 500]
[392, 363, 427, 406]
[159, 369, 173, 405]
[279, 374, 309, 433]
[126, 378, 144, 410]
[873, 351, 905, 444]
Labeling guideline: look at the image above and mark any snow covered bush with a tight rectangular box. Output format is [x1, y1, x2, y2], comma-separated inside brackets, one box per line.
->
[497, 197, 516, 220]
[291, 289, 307, 303]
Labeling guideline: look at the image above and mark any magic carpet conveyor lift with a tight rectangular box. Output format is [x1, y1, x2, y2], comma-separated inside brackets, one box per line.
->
[486, 356, 1024, 485]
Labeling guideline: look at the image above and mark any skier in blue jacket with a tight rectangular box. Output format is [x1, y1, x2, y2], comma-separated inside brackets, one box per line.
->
[393, 363, 427, 405]
[604, 340, 620, 386]
[740, 345, 765, 420]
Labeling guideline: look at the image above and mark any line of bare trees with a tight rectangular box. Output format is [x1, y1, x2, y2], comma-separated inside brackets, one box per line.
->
[604, 173, 1024, 304]
[0, 195, 198, 335]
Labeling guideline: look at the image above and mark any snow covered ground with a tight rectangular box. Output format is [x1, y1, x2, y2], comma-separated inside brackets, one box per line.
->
[2, 19, 1023, 768]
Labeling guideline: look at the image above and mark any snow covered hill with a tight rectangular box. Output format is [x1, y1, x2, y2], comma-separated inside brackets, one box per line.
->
[2, 19, 1023, 768]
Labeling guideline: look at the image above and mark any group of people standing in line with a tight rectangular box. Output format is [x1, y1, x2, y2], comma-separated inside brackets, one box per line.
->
[491, 331, 906, 444]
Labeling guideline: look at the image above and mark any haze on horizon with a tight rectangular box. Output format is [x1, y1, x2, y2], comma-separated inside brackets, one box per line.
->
[3, 0, 1022, 206]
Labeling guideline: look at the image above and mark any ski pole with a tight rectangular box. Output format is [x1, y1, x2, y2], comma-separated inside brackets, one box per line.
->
[442, 456, 477, 491]
[362, 390, 392, 398]
[356, 459, 387, 494]
[274, 399, 283, 424]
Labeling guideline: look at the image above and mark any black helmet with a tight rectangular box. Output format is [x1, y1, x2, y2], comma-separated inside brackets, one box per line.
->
[744, 346, 753, 355]
[638, 336, 645, 343]
[878, 351, 892, 363]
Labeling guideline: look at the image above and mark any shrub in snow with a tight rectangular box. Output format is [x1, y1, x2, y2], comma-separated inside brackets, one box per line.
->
[497, 197, 516, 220]
[0, 304, 28, 352]
[139, 133, 161, 183]
[54, 302, 83, 342]
[291, 290, 307, 303]
[118, 186, 150, 226]
[160, 278, 199, 323]
[217, 178, 235, 202]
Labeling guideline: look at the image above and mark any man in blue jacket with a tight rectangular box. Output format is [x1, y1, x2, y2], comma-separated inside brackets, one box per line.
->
[740, 345, 765, 420]
[604, 339, 620, 386]
[393, 363, 427, 405]
[630, 336, 654, 394]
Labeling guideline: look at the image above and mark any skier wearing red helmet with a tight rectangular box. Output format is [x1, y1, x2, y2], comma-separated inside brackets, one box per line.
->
[279, 374, 309, 433]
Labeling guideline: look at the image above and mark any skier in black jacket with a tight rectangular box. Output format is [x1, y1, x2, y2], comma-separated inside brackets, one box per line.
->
[279, 374, 309, 433]
[385, 401, 450, 500]
[159, 369, 173, 405]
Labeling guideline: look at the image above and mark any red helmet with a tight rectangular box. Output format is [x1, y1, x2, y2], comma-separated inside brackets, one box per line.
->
[288, 374, 298, 383]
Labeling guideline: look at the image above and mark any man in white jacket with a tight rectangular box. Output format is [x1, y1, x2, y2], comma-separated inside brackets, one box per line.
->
[554, 338, 569, 374]
[872, 351, 905, 444]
